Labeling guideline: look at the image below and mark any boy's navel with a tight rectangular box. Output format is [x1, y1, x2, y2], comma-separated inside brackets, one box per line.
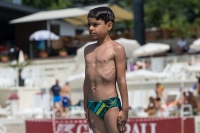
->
[93, 87, 96, 90]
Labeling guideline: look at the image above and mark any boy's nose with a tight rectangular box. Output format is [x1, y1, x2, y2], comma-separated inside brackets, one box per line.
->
[89, 25, 94, 31]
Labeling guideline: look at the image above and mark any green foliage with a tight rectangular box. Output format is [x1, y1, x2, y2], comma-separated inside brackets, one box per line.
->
[22, 0, 200, 37]
[22, 0, 72, 9]
[144, 0, 200, 37]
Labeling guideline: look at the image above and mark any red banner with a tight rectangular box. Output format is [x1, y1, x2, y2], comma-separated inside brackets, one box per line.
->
[26, 117, 194, 133]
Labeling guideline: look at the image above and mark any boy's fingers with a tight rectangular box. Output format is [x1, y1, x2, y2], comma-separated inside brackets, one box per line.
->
[120, 124, 123, 131]
[117, 116, 122, 123]
[118, 120, 124, 131]
[122, 121, 126, 130]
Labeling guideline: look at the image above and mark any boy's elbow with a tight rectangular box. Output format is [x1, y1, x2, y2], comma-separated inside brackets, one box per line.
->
[117, 78, 126, 84]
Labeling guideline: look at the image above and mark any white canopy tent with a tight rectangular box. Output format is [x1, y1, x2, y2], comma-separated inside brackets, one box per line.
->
[9, 4, 133, 25]
[9, 5, 100, 24]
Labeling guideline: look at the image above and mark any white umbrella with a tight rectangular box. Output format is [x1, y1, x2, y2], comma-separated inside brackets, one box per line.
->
[115, 38, 140, 58]
[66, 73, 85, 89]
[18, 50, 25, 64]
[29, 30, 60, 41]
[126, 69, 166, 81]
[190, 38, 200, 50]
[133, 43, 170, 57]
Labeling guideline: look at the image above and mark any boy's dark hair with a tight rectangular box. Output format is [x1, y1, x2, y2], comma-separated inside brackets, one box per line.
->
[87, 6, 115, 27]
[156, 83, 160, 87]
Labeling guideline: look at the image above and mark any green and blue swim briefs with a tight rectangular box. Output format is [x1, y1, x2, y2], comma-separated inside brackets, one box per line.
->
[88, 96, 122, 119]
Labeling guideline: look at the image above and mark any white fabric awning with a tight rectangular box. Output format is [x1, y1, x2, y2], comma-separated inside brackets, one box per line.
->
[10, 4, 133, 25]
[9, 4, 108, 24]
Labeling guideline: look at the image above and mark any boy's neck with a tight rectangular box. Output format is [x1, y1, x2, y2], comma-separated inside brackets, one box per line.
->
[96, 34, 111, 46]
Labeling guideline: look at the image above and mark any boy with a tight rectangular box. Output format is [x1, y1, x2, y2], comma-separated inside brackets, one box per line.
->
[83, 7, 129, 133]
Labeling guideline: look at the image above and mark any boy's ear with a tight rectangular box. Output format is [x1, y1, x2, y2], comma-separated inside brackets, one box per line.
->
[106, 21, 113, 31]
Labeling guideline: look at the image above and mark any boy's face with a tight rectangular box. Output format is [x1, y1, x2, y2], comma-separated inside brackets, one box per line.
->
[88, 17, 112, 40]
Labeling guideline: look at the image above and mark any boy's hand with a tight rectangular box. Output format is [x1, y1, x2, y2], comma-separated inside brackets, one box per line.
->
[85, 109, 91, 129]
[117, 110, 128, 131]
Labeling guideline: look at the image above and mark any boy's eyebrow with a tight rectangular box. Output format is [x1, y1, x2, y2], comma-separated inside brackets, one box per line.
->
[88, 21, 100, 25]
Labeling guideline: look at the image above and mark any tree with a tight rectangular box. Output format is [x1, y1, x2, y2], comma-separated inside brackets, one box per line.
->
[144, 0, 200, 37]
[22, 0, 72, 9]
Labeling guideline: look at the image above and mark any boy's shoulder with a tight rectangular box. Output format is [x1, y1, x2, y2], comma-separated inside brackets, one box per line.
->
[84, 43, 96, 55]
[112, 40, 125, 51]
[84, 43, 96, 51]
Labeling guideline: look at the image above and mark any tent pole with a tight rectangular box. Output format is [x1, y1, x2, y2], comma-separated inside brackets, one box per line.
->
[47, 20, 51, 52]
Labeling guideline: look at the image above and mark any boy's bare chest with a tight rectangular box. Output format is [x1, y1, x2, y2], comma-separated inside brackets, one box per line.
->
[86, 49, 114, 64]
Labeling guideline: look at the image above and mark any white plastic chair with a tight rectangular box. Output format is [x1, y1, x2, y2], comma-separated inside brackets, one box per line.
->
[180, 104, 193, 116]
[132, 90, 146, 109]
[0, 106, 11, 117]
[21, 67, 31, 79]
[25, 67, 42, 87]
[151, 57, 164, 72]
[0, 122, 6, 133]
[0, 68, 17, 87]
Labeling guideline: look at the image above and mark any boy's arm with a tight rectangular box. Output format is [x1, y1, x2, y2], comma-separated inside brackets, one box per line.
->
[83, 47, 89, 111]
[83, 47, 91, 128]
[114, 44, 129, 111]
[83, 75, 89, 111]
[114, 44, 129, 131]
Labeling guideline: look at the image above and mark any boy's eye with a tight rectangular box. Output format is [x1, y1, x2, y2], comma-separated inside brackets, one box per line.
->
[88, 23, 99, 28]
[93, 23, 98, 27]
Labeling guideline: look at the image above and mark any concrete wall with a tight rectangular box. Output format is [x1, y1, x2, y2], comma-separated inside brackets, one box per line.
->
[17, 87, 41, 111]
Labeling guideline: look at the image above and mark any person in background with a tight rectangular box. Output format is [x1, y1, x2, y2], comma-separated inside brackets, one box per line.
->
[144, 97, 157, 116]
[50, 79, 62, 116]
[60, 82, 71, 117]
[193, 77, 200, 114]
[154, 83, 164, 111]
[176, 36, 188, 55]
[155, 83, 164, 101]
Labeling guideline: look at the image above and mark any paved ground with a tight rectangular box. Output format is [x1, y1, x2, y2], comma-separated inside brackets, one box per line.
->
[0, 119, 24, 133]
[4, 124, 24, 133]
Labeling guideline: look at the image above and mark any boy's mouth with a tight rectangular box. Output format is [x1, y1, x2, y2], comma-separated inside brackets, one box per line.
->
[90, 32, 96, 35]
